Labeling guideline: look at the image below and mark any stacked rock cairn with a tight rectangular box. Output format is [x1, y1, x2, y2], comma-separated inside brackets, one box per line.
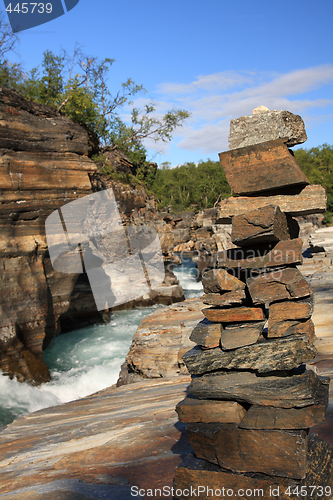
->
[174, 108, 333, 500]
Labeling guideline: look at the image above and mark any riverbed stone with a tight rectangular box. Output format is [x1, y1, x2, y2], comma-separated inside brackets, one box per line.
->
[219, 139, 309, 195]
[231, 205, 290, 247]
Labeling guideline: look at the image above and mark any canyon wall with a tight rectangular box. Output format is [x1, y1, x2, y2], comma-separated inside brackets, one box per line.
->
[0, 88, 183, 385]
[0, 88, 97, 384]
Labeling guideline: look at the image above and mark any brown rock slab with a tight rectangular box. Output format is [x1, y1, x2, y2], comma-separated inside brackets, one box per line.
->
[183, 336, 316, 375]
[247, 266, 313, 305]
[240, 378, 329, 429]
[117, 299, 205, 384]
[190, 319, 223, 349]
[268, 297, 314, 337]
[218, 184, 327, 220]
[221, 321, 265, 350]
[228, 110, 307, 150]
[219, 139, 309, 195]
[187, 423, 308, 479]
[0, 376, 194, 498]
[216, 238, 303, 270]
[201, 290, 247, 307]
[176, 398, 246, 424]
[174, 433, 333, 500]
[189, 369, 323, 408]
[202, 306, 265, 323]
[202, 269, 245, 294]
[231, 205, 290, 247]
[268, 318, 316, 340]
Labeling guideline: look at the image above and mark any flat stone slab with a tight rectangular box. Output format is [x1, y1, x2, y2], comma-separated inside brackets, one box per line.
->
[228, 110, 307, 150]
[217, 184, 326, 220]
[175, 434, 333, 500]
[219, 139, 309, 195]
[268, 317, 316, 341]
[187, 423, 308, 479]
[247, 266, 313, 305]
[221, 321, 265, 350]
[201, 290, 247, 307]
[240, 379, 329, 430]
[189, 370, 323, 408]
[0, 377, 193, 498]
[231, 205, 290, 247]
[183, 336, 316, 375]
[202, 306, 265, 323]
[176, 398, 246, 424]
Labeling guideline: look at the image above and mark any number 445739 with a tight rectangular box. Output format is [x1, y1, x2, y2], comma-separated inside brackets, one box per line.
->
[285, 485, 332, 497]
[6, 3, 53, 14]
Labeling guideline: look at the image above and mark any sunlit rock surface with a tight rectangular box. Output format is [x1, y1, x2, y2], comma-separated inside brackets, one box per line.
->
[0, 243, 333, 499]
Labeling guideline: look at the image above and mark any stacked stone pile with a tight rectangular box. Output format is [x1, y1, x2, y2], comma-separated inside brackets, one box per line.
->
[174, 109, 333, 499]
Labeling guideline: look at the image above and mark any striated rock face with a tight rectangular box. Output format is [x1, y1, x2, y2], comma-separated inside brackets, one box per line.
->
[0, 88, 184, 384]
[117, 298, 204, 385]
[0, 88, 97, 384]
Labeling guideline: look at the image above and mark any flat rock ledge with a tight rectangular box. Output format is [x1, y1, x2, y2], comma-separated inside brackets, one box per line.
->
[0, 377, 192, 499]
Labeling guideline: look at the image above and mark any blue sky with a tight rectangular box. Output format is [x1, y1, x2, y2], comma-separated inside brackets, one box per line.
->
[3, 0, 333, 166]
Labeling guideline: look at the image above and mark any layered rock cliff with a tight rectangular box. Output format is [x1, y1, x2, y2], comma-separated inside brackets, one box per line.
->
[0, 88, 184, 385]
[0, 88, 96, 384]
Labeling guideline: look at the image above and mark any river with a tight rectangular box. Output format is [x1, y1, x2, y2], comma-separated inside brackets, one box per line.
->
[0, 255, 203, 427]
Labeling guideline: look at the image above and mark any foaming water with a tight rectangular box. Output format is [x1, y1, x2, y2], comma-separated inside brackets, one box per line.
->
[173, 253, 203, 299]
[0, 257, 201, 427]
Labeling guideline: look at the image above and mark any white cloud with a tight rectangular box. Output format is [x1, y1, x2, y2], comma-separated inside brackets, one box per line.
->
[158, 70, 256, 94]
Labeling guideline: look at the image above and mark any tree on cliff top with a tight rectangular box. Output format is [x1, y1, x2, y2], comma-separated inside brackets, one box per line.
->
[0, 28, 190, 168]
